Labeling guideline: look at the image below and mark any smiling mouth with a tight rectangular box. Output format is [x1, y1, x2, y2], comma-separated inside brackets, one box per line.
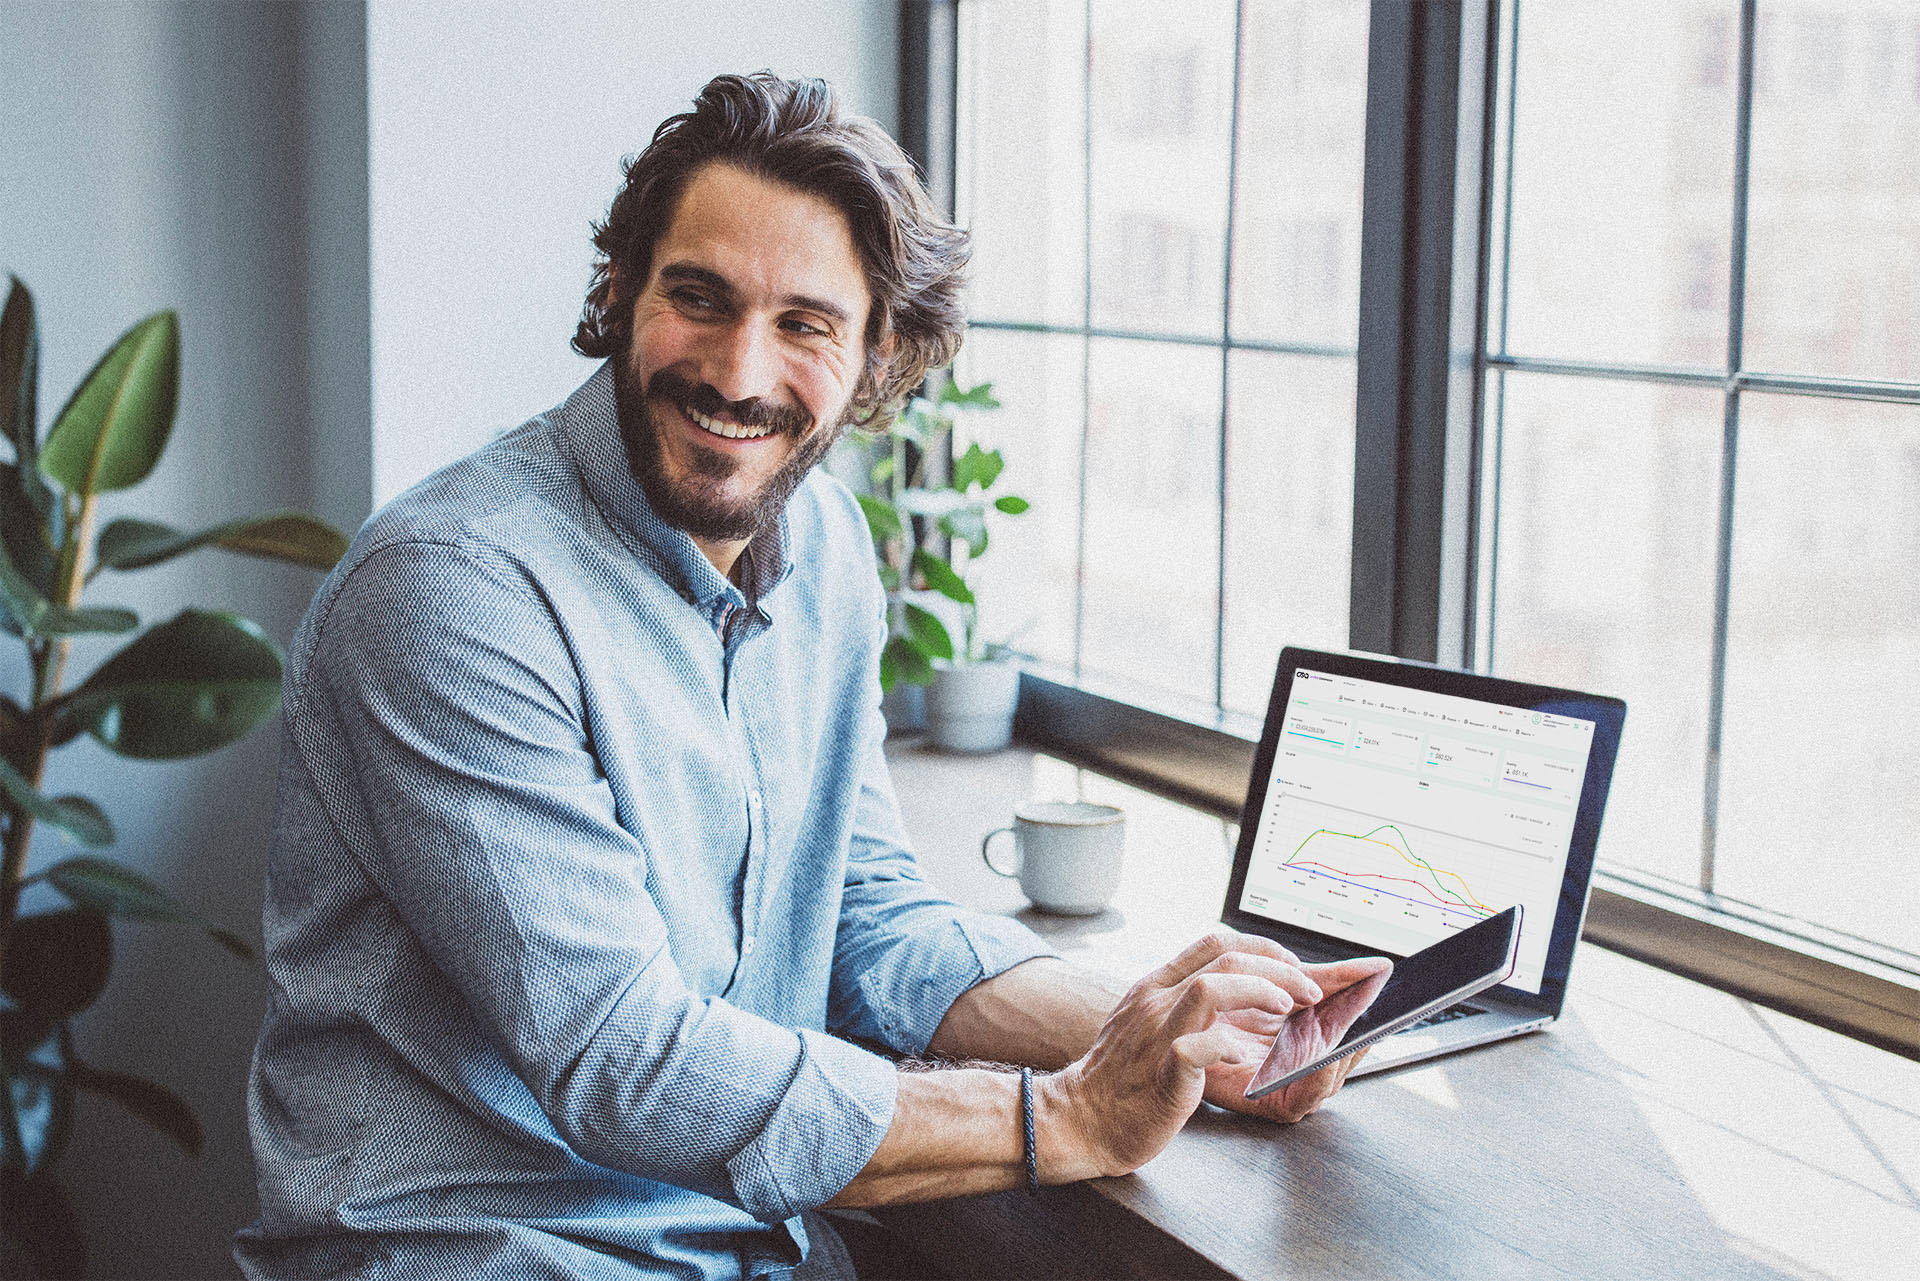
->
[683, 403, 777, 441]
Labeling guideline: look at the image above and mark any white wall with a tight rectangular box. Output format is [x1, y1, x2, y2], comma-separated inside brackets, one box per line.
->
[368, 0, 900, 504]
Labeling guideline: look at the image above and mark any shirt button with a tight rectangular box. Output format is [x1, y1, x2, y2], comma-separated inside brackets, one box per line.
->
[749, 790, 763, 808]
[743, 936, 756, 955]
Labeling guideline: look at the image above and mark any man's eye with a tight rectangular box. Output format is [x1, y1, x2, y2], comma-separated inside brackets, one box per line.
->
[782, 317, 827, 337]
[672, 289, 715, 310]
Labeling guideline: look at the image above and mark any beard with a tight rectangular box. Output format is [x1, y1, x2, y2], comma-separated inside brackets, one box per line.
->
[613, 359, 847, 543]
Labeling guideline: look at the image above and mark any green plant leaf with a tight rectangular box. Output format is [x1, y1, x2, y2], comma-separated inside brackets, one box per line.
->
[877, 564, 902, 592]
[0, 694, 27, 748]
[994, 494, 1030, 515]
[951, 442, 1005, 493]
[0, 1050, 28, 1173]
[0, 282, 61, 601]
[40, 310, 179, 495]
[2, 912, 111, 1024]
[94, 511, 347, 575]
[0, 465, 58, 601]
[855, 494, 902, 546]
[880, 635, 935, 691]
[0, 759, 114, 847]
[2, 1025, 77, 1184]
[901, 602, 955, 661]
[0, 539, 138, 639]
[1, 279, 37, 456]
[52, 609, 283, 760]
[0, 280, 52, 515]
[939, 378, 1000, 410]
[912, 548, 975, 606]
[35, 857, 253, 960]
[939, 507, 988, 558]
[71, 1064, 202, 1156]
[868, 454, 896, 487]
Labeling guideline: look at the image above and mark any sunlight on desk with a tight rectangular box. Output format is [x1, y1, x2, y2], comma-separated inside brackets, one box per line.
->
[1575, 950, 1920, 1281]
[1386, 1062, 1462, 1111]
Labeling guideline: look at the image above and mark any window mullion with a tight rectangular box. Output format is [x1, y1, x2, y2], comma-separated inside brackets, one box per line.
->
[1072, 0, 1093, 683]
[1351, 0, 1493, 665]
[1214, 0, 1247, 714]
[1701, 0, 1758, 895]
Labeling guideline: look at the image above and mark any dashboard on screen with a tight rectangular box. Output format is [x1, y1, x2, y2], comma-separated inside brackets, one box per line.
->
[1235, 666, 1597, 996]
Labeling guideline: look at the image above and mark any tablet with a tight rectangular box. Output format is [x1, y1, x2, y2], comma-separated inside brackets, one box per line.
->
[1244, 905, 1522, 1100]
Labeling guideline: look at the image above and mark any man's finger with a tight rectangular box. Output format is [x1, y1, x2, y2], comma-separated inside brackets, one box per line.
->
[1167, 1023, 1254, 1077]
[1139, 928, 1240, 991]
[1216, 932, 1301, 968]
[1142, 928, 1302, 991]
[1195, 951, 1323, 1007]
[1170, 971, 1298, 1034]
[1303, 955, 1393, 995]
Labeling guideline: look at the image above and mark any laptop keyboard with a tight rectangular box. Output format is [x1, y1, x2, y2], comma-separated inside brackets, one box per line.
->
[1401, 1002, 1486, 1032]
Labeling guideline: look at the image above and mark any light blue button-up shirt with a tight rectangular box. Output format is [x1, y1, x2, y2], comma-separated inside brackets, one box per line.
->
[236, 365, 1052, 1280]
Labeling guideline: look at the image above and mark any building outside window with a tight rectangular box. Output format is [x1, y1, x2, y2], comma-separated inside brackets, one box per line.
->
[938, 0, 1920, 1013]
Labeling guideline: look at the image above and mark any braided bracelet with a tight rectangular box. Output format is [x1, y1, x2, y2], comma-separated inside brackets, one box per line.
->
[1020, 1066, 1038, 1195]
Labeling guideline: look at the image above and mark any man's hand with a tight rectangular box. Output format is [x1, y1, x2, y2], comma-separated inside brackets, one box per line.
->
[1198, 954, 1395, 1124]
[1035, 930, 1390, 1181]
[831, 930, 1395, 1206]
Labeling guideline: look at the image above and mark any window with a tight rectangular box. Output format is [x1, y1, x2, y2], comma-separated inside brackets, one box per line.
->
[1479, 0, 1920, 977]
[950, 0, 1368, 720]
[910, 0, 1920, 1051]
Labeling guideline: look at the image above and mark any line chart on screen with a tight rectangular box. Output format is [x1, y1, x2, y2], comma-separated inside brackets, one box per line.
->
[1241, 792, 1562, 985]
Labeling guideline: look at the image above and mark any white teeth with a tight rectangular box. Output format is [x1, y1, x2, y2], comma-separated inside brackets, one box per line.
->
[687, 406, 773, 440]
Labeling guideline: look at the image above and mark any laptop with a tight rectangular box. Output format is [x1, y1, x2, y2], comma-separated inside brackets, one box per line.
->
[1220, 646, 1626, 1077]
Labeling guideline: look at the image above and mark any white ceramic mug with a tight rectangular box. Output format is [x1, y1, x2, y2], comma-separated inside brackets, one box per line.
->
[981, 801, 1125, 915]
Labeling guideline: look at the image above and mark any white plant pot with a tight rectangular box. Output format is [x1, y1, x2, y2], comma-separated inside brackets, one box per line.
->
[881, 681, 925, 733]
[924, 659, 1021, 753]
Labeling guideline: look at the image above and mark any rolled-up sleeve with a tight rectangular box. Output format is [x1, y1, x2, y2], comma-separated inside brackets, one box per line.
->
[293, 537, 895, 1220]
[825, 692, 1057, 1056]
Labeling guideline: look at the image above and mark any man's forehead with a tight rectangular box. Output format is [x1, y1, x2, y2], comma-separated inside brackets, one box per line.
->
[650, 163, 870, 324]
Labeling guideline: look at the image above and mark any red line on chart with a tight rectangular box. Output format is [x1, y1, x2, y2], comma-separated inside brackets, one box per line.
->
[1286, 859, 1490, 914]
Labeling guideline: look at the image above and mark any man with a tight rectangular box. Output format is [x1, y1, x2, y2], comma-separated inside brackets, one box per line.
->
[237, 73, 1387, 1280]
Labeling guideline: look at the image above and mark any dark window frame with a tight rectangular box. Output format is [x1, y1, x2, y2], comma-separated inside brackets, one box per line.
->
[900, 0, 1920, 1060]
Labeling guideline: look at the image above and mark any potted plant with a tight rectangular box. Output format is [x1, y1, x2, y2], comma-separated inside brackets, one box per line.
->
[848, 374, 1029, 752]
[0, 277, 348, 1278]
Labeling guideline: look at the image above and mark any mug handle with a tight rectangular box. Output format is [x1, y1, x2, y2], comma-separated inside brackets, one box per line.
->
[981, 827, 1021, 878]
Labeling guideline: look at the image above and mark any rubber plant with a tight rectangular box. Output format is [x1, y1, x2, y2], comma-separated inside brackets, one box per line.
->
[0, 276, 348, 1277]
[849, 374, 1028, 690]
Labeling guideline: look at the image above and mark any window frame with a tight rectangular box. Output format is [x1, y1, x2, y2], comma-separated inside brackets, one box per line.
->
[901, 0, 1920, 1059]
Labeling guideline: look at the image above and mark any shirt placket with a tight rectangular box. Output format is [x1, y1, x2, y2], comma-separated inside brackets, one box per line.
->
[715, 595, 770, 995]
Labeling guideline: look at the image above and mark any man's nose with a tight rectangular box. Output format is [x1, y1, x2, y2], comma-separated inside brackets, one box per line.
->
[703, 318, 778, 405]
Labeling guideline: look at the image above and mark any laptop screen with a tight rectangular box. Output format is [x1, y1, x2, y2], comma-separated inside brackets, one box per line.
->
[1232, 661, 1606, 998]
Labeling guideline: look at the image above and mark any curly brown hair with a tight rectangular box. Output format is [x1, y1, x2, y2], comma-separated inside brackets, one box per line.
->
[573, 72, 970, 428]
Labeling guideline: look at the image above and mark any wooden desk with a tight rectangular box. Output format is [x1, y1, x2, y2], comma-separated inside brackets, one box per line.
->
[875, 740, 1920, 1281]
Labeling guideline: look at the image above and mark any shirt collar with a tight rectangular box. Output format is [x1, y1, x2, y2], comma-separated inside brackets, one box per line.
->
[557, 362, 795, 616]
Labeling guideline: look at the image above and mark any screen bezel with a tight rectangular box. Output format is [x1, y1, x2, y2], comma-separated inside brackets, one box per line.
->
[1220, 647, 1626, 1019]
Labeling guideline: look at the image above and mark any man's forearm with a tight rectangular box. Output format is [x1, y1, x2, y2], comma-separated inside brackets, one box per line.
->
[821, 1067, 1099, 1207]
[824, 957, 1121, 1207]
[924, 955, 1125, 1068]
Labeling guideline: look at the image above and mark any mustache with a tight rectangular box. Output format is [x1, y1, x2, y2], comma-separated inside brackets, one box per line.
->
[647, 369, 809, 435]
